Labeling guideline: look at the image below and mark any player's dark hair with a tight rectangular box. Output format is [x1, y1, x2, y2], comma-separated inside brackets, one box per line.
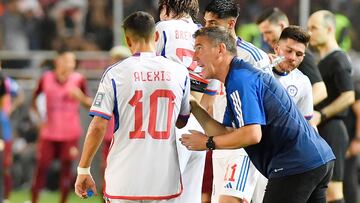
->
[158, 0, 199, 20]
[194, 27, 237, 56]
[256, 7, 288, 25]
[123, 11, 155, 41]
[279, 25, 310, 46]
[204, 0, 239, 19]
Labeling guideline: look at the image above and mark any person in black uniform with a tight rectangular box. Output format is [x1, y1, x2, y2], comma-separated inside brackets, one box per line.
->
[308, 10, 355, 203]
[256, 7, 327, 105]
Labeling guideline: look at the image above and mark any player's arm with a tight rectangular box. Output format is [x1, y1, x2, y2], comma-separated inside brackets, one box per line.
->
[78, 116, 107, 168]
[316, 90, 355, 124]
[69, 77, 92, 109]
[312, 81, 327, 105]
[190, 99, 232, 136]
[75, 116, 108, 198]
[30, 75, 44, 123]
[181, 123, 261, 151]
[176, 74, 192, 129]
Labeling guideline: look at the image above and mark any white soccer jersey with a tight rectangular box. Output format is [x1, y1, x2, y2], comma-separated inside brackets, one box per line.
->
[236, 37, 272, 75]
[273, 68, 313, 119]
[155, 18, 219, 95]
[90, 52, 191, 200]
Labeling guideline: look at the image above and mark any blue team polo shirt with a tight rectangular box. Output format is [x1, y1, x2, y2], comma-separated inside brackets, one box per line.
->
[223, 57, 335, 178]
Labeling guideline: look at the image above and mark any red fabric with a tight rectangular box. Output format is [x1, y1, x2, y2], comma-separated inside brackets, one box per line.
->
[202, 150, 213, 193]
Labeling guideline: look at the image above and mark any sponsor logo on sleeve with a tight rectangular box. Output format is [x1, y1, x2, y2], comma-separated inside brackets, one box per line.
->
[94, 92, 105, 107]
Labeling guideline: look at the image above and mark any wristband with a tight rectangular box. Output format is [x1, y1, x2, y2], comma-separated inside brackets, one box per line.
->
[77, 167, 91, 175]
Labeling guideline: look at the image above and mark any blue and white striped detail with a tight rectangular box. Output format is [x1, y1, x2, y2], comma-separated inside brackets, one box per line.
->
[237, 38, 263, 62]
[230, 90, 244, 127]
[235, 156, 251, 192]
[111, 79, 120, 133]
[161, 31, 167, 57]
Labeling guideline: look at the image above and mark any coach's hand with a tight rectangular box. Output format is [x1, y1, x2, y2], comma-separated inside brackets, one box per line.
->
[74, 174, 98, 199]
[180, 130, 208, 151]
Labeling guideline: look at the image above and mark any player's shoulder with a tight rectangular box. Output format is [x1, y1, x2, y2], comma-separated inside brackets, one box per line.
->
[236, 38, 268, 62]
[156, 20, 178, 31]
[156, 55, 188, 72]
[292, 69, 311, 84]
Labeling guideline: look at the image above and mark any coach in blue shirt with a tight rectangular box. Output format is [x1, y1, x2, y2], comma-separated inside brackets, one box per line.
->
[180, 26, 335, 203]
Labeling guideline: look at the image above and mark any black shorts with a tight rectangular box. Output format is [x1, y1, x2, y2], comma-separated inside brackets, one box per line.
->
[318, 119, 349, 181]
[263, 161, 334, 203]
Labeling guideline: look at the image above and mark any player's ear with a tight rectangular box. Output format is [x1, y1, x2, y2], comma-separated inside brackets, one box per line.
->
[218, 43, 226, 54]
[279, 21, 287, 30]
[228, 19, 236, 30]
[154, 31, 159, 42]
[125, 36, 132, 48]
[274, 43, 280, 55]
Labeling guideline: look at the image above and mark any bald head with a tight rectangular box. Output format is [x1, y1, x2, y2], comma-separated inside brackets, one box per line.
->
[307, 10, 337, 49]
[310, 10, 336, 30]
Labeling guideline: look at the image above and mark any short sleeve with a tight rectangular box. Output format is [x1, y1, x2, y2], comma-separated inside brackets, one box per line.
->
[179, 75, 191, 119]
[334, 55, 354, 92]
[224, 69, 266, 128]
[89, 71, 115, 120]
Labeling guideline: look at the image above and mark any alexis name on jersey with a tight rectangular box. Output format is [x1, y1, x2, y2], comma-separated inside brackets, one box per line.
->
[133, 70, 171, 82]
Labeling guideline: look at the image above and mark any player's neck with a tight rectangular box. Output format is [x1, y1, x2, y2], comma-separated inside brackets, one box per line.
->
[219, 55, 234, 83]
[318, 39, 340, 58]
[130, 42, 155, 54]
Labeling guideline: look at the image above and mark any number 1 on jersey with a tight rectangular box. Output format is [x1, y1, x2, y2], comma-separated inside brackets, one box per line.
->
[129, 89, 176, 140]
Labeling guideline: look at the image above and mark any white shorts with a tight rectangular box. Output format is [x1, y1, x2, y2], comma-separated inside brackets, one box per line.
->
[212, 151, 260, 203]
[175, 115, 206, 203]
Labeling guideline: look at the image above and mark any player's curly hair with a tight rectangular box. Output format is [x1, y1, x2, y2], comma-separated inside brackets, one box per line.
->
[158, 0, 199, 21]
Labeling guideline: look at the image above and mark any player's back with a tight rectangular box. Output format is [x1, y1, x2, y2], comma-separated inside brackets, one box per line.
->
[156, 18, 200, 72]
[102, 52, 190, 199]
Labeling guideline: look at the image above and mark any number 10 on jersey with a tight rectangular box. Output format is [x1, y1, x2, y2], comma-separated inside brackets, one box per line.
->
[129, 89, 176, 140]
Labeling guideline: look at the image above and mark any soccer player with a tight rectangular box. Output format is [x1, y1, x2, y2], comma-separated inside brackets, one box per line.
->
[181, 26, 335, 203]
[256, 7, 327, 106]
[155, 1, 210, 202]
[202, 0, 270, 202]
[272, 26, 313, 119]
[31, 49, 92, 203]
[308, 10, 355, 203]
[74, 11, 191, 203]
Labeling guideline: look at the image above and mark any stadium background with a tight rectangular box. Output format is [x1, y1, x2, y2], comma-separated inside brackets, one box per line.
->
[1, 0, 360, 202]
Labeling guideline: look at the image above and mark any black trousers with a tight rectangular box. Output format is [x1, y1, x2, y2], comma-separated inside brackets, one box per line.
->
[263, 161, 334, 203]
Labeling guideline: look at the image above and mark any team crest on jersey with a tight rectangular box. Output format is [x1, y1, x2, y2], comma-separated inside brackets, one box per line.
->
[286, 85, 298, 97]
[94, 92, 105, 107]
